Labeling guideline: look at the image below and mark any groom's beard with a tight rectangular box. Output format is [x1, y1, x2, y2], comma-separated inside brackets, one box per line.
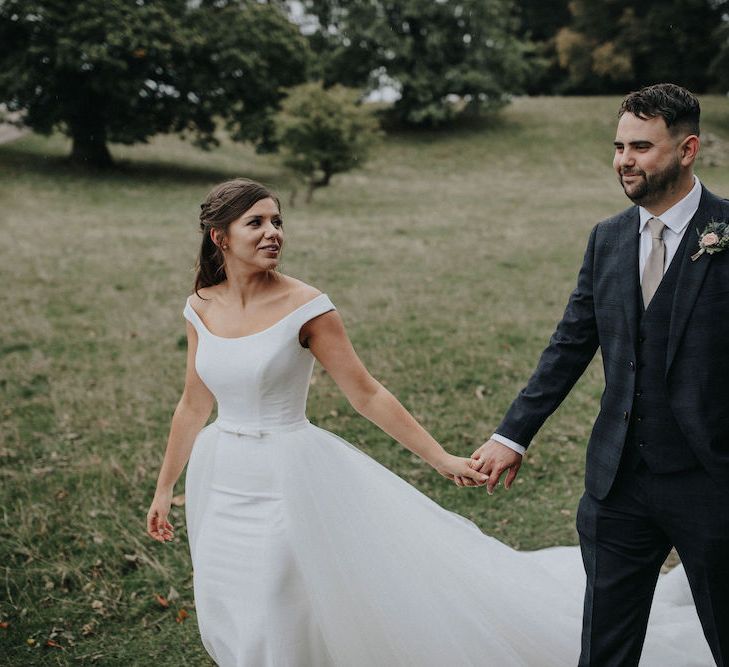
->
[619, 157, 682, 207]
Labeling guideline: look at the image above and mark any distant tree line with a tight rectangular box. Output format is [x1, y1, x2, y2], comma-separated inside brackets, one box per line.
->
[519, 0, 729, 95]
[0, 0, 727, 170]
[300, 0, 729, 106]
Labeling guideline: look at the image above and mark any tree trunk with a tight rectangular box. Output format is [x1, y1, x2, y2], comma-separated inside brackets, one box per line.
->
[305, 170, 332, 203]
[69, 118, 113, 168]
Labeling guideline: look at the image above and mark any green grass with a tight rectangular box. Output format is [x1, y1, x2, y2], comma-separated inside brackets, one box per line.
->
[1, 95, 728, 665]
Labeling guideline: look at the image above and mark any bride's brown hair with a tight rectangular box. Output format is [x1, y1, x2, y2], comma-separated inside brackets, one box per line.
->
[195, 178, 281, 294]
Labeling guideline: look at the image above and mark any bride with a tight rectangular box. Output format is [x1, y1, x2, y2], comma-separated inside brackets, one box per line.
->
[146, 178, 711, 666]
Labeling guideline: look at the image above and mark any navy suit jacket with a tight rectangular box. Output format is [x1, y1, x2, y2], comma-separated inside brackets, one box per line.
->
[497, 186, 729, 499]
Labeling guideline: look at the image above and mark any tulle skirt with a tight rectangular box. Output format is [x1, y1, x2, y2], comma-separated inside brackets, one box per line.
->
[184, 422, 712, 666]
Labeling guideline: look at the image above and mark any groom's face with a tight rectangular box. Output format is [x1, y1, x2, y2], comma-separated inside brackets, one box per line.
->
[613, 113, 684, 207]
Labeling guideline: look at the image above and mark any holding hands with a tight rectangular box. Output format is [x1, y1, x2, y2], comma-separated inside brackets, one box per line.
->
[457, 439, 523, 493]
[431, 452, 490, 485]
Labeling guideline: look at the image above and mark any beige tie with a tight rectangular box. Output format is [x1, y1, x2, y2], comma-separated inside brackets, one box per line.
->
[642, 217, 666, 307]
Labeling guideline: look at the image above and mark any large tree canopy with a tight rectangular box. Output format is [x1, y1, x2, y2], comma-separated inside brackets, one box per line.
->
[0, 0, 310, 166]
[300, 0, 529, 127]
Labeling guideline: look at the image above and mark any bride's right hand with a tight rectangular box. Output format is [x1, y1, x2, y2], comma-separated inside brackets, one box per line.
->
[146, 489, 175, 543]
[432, 454, 488, 487]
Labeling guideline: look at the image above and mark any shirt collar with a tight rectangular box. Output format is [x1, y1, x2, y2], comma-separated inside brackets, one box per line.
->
[638, 176, 702, 235]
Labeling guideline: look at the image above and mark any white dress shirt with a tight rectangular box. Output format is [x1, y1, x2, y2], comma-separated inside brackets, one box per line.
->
[492, 177, 702, 456]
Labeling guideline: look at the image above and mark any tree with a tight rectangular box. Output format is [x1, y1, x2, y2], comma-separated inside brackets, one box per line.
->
[0, 0, 309, 166]
[514, 0, 572, 94]
[275, 82, 381, 203]
[555, 0, 729, 94]
[299, 0, 529, 127]
[181, 0, 311, 152]
[711, 19, 729, 93]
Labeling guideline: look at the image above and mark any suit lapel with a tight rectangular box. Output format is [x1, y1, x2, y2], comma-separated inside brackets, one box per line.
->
[665, 187, 721, 374]
[618, 208, 641, 353]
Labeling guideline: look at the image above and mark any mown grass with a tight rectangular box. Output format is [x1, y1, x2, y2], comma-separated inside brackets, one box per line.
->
[1, 95, 728, 665]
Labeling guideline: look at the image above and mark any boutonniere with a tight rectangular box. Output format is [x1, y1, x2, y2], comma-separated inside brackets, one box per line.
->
[691, 219, 729, 261]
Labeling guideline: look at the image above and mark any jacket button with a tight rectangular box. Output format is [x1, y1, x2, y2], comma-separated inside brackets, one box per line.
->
[635, 389, 642, 397]
[636, 416, 643, 422]
[623, 411, 629, 421]
[629, 361, 635, 371]
[639, 336, 646, 343]
[639, 441, 646, 448]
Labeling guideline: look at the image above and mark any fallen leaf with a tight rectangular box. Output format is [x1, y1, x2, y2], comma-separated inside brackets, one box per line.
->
[46, 639, 63, 649]
[475, 385, 485, 400]
[166, 586, 180, 603]
[175, 608, 189, 623]
[26, 638, 36, 646]
[171, 495, 185, 507]
[91, 600, 104, 612]
[154, 593, 169, 608]
[0, 621, 9, 629]
[55, 489, 68, 501]
[81, 623, 95, 637]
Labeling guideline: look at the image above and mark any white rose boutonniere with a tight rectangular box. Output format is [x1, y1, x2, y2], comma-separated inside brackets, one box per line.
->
[691, 219, 729, 261]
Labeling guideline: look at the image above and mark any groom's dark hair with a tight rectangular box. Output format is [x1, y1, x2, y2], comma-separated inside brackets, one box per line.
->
[619, 83, 700, 137]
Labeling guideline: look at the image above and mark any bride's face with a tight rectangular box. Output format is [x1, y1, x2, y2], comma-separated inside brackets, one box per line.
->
[217, 197, 284, 271]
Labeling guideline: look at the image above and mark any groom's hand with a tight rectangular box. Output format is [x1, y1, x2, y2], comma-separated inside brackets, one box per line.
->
[469, 439, 522, 494]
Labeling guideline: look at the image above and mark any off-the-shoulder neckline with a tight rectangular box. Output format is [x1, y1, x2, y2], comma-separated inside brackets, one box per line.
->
[184, 293, 330, 340]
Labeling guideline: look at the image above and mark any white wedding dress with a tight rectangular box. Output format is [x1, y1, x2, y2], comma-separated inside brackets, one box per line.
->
[182, 294, 713, 666]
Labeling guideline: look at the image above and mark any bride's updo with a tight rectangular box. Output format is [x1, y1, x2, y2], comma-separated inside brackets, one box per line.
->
[195, 178, 281, 292]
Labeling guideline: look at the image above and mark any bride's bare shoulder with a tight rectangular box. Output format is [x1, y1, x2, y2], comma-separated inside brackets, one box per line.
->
[188, 285, 222, 313]
[279, 276, 323, 307]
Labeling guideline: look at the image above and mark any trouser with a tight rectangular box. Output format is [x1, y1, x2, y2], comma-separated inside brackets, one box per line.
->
[576, 459, 729, 666]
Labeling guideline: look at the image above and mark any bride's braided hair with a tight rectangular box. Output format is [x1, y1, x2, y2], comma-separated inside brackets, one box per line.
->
[195, 178, 281, 295]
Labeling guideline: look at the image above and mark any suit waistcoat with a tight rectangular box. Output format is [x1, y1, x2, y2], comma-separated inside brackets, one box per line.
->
[625, 226, 700, 472]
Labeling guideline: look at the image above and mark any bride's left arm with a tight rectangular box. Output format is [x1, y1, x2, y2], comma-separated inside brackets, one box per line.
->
[302, 311, 487, 486]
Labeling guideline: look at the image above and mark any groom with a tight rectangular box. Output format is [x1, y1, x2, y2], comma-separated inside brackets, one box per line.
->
[470, 83, 729, 666]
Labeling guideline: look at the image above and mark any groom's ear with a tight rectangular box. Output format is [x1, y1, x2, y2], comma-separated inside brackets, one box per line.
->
[679, 134, 700, 166]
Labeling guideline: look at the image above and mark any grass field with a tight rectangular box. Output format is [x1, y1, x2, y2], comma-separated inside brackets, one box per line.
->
[2, 95, 728, 665]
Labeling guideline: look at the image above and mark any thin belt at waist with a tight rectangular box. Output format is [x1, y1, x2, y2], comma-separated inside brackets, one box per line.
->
[213, 417, 310, 438]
